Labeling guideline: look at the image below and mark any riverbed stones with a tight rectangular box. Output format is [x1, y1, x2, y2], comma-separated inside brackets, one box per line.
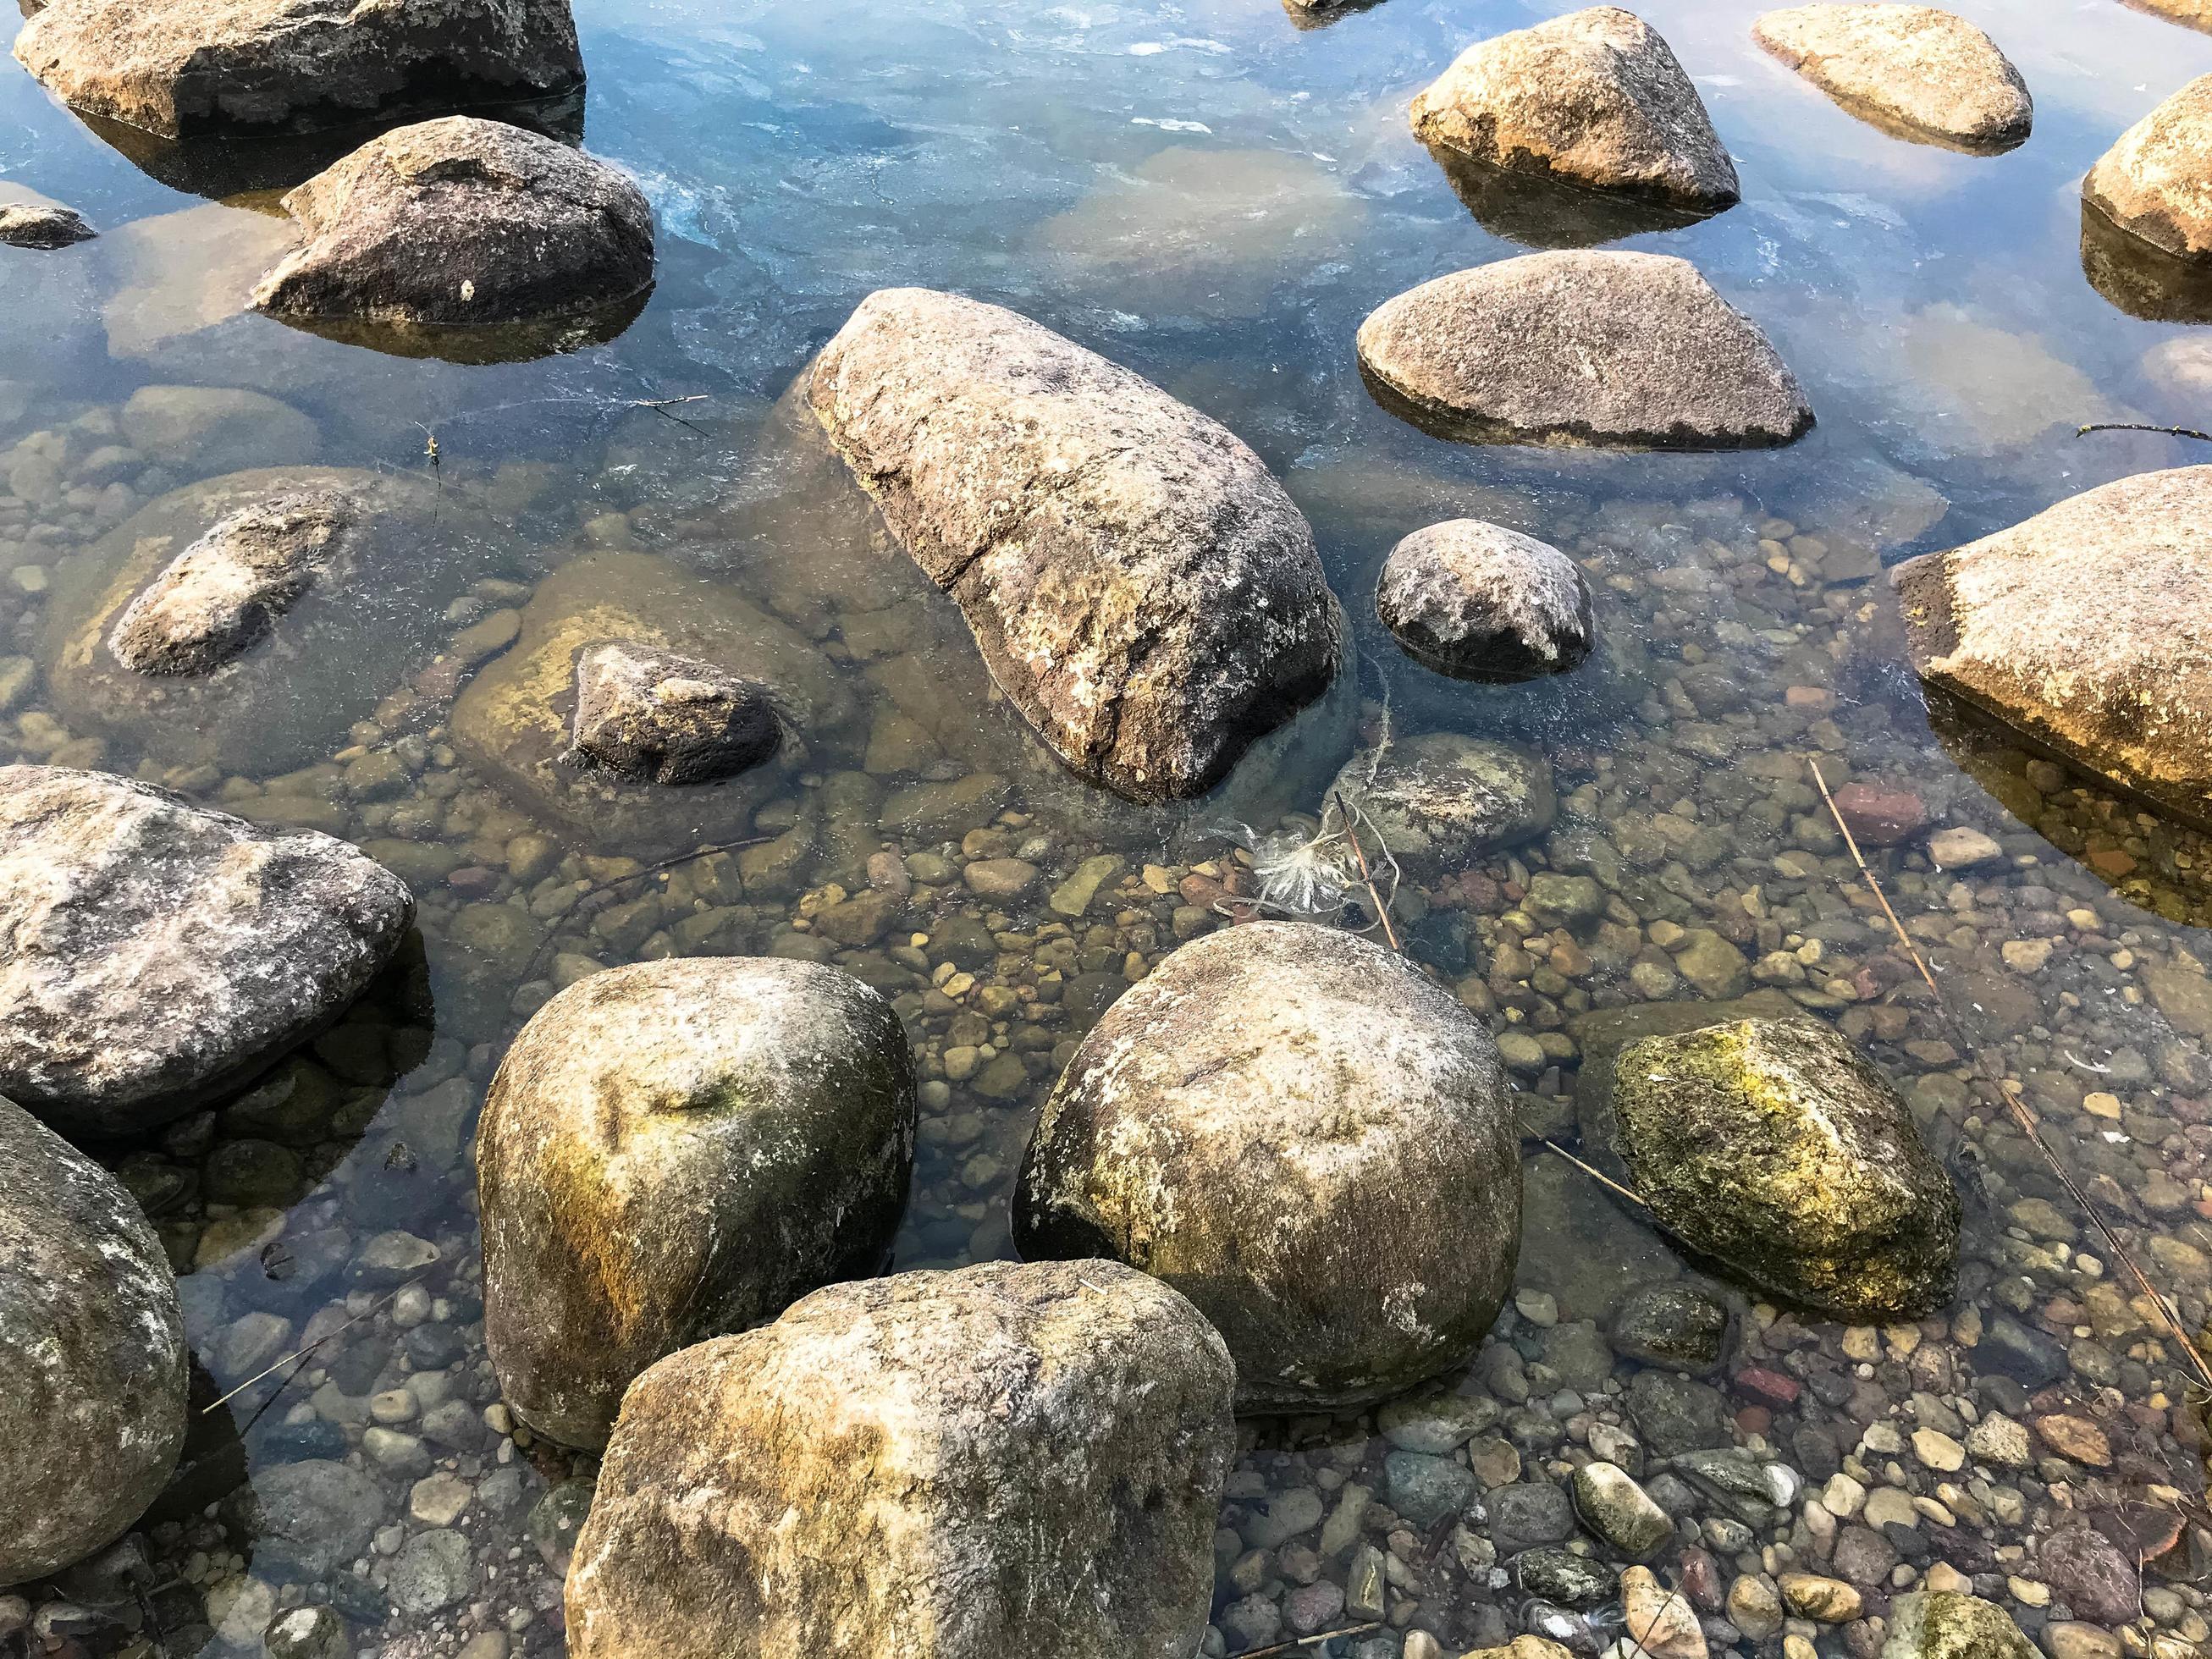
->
[0, 767, 413, 1136]
[1327, 730, 1556, 881]
[568, 642, 781, 785]
[1891, 466, 2212, 830]
[1751, 6, 2032, 151]
[12, 0, 582, 139]
[1376, 520, 1594, 682]
[565, 1259, 1234, 1659]
[0, 1098, 186, 1586]
[1882, 1590, 2038, 1659]
[1014, 922, 1519, 1409]
[1409, 8, 1738, 209]
[251, 118, 655, 333]
[808, 287, 1340, 802]
[479, 957, 915, 1448]
[1357, 252, 1813, 449]
[2086, 77, 2212, 264]
[1591, 1016, 1960, 1319]
[0, 202, 95, 249]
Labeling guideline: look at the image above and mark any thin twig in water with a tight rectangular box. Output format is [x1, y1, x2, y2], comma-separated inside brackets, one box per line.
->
[203, 1280, 417, 1413]
[1334, 789, 1400, 951]
[1240, 1624, 1382, 1657]
[1808, 757, 2212, 1397]
[632, 394, 710, 436]
[1540, 1137, 1648, 1210]
[2077, 422, 2212, 444]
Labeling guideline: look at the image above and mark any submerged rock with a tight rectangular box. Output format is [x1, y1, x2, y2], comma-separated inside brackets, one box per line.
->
[0, 201, 96, 248]
[0, 767, 414, 1136]
[1376, 518, 1594, 682]
[566, 1259, 1234, 1659]
[251, 118, 654, 335]
[1014, 923, 1520, 1409]
[481, 959, 914, 1447]
[1327, 730, 1556, 880]
[568, 642, 781, 785]
[1751, 5, 2032, 152]
[2086, 76, 2212, 264]
[13, 0, 581, 138]
[1357, 252, 1812, 449]
[808, 288, 1341, 802]
[1882, 1590, 2038, 1659]
[1891, 466, 2212, 831]
[1591, 1016, 1960, 1320]
[1409, 8, 1737, 208]
[107, 490, 348, 674]
[0, 1097, 186, 1586]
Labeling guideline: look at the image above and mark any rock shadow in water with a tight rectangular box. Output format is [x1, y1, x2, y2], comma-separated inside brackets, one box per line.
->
[2080, 199, 2212, 324]
[261, 285, 653, 365]
[1423, 144, 1724, 250]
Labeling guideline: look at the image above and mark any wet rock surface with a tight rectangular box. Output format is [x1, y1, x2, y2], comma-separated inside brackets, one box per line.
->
[1377, 519, 1595, 683]
[107, 488, 349, 675]
[0, 201, 96, 248]
[1330, 730, 1557, 880]
[1751, 5, 2033, 151]
[2086, 74, 2212, 262]
[568, 641, 781, 785]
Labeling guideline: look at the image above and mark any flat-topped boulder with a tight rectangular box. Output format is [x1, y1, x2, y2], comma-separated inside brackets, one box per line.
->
[1411, 8, 1737, 208]
[1357, 251, 1812, 449]
[0, 767, 414, 1136]
[1752, 6, 2031, 152]
[1892, 466, 2212, 830]
[0, 201, 96, 248]
[2086, 76, 2212, 263]
[569, 642, 781, 785]
[1377, 519, 1593, 682]
[808, 287, 1341, 802]
[13, 0, 581, 139]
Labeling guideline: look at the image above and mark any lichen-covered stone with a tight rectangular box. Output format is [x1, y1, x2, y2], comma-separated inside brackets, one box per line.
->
[480, 957, 916, 1448]
[0, 1096, 186, 1585]
[565, 1259, 1234, 1659]
[1882, 1591, 2039, 1659]
[1358, 252, 1812, 449]
[1891, 466, 2212, 830]
[569, 642, 781, 785]
[1410, 8, 1738, 207]
[0, 201, 95, 249]
[0, 767, 413, 1136]
[808, 287, 1340, 802]
[1751, 6, 2032, 152]
[1594, 1016, 1960, 1320]
[1327, 730, 1556, 880]
[1014, 922, 1519, 1409]
[2085, 76, 2212, 262]
[1376, 519, 1594, 682]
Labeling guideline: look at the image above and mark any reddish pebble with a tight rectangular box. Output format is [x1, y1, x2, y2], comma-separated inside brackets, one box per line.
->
[1735, 1404, 1773, 1436]
[1785, 685, 1836, 710]
[2086, 846, 2137, 878]
[446, 866, 500, 899]
[1735, 1365, 1801, 1408]
[1832, 782, 1927, 846]
[1680, 1546, 1725, 1612]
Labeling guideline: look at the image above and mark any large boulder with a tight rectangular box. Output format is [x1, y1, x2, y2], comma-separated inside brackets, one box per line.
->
[808, 287, 1341, 802]
[0, 1096, 186, 1586]
[43, 467, 503, 774]
[2086, 77, 2212, 263]
[1357, 252, 1813, 449]
[1890, 466, 2212, 830]
[250, 117, 654, 339]
[1586, 1016, 1960, 1320]
[12, 0, 581, 139]
[480, 958, 917, 1449]
[1376, 518, 1594, 682]
[1327, 730, 1556, 881]
[1013, 923, 1519, 1409]
[565, 1259, 1235, 1659]
[1751, 6, 2032, 152]
[0, 767, 414, 1136]
[1409, 8, 1738, 209]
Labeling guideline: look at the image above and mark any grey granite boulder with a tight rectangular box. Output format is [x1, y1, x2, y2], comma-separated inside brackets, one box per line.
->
[0, 767, 414, 1136]
[1357, 251, 1812, 449]
[808, 287, 1341, 802]
[0, 201, 96, 248]
[2086, 75, 2212, 264]
[0, 1096, 186, 1586]
[1327, 730, 1556, 880]
[1015, 923, 1520, 1409]
[1752, 5, 2031, 152]
[107, 489, 348, 674]
[480, 958, 916, 1448]
[565, 1259, 1234, 1659]
[569, 642, 781, 785]
[1376, 519, 1593, 682]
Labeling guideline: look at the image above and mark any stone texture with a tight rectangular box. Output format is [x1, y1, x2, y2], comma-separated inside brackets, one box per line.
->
[1014, 922, 1520, 1410]
[251, 118, 654, 331]
[0, 201, 95, 249]
[1891, 466, 2212, 830]
[568, 642, 781, 785]
[808, 287, 1340, 802]
[0, 767, 413, 1136]
[565, 1259, 1234, 1659]
[107, 489, 349, 675]
[1881, 1590, 2039, 1659]
[1357, 252, 1812, 449]
[14, 0, 581, 138]
[480, 958, 916, 1448]
[1752, 6, 2032, 151]
[1409, 8, 1738, 207]
[2086, 76, 2212, 262]
[0, 1097, 186, 1586]
[1376, 519, 1594, 683]
[1327, 730, 1556, 881]
[2126, 0, 2212, 28]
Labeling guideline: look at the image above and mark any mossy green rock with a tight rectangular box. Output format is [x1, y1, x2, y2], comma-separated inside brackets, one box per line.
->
[1882, 1592, 2039, 1659]
[1599, 1016, 1959, 1320]
[478, 957, 916, 1448]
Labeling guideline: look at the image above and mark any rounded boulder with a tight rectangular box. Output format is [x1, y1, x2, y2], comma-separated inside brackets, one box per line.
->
[1376, 518, 1595, 683]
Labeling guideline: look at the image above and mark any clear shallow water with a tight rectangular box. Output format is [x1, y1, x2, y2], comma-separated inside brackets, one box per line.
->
[9, 0, 2212, 1655]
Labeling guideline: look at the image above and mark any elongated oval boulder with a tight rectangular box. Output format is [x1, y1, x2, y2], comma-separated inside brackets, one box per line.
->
[808, 288, 1342, 802]
[0, 767, 414, 1137]
[2085, 76, 2212, 263]
[1589, 1016, 1960, 1320]
[1328, 730, 1556, 879]
[1378, 519, 1593, 682]
[12, 0, 581, 139]
[1014, 923, 1519, 1409]
[251, 117, 654, 330]
[1751, 6, 2031, 152]
[1890, 466, 2212, 830]
[108, 489, 348, 674]
[1, 1096, 187, 1586]
[1357, 251, 1813, 449]
[566, 1259, 1234, 1659]
[1410, 7, 1738, 207]
[479, 957, 916, 1449]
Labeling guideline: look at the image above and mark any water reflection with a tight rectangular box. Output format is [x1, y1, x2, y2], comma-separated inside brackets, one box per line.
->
[1423, 145, 1728, 249]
